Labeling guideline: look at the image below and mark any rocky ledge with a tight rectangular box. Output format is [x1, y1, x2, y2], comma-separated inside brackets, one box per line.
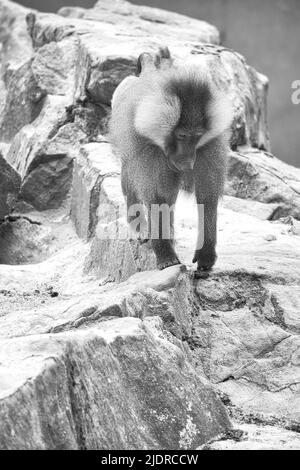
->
[0, 0, 299, 450]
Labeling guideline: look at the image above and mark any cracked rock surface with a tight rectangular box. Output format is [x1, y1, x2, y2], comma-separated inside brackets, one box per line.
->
[0, 0, 299, 450]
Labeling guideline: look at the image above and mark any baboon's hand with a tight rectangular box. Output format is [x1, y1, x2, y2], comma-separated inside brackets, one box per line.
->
[193, 248, 217, 272]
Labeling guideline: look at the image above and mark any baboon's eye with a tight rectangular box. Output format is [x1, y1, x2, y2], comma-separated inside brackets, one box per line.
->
[177, 133, 187, 141]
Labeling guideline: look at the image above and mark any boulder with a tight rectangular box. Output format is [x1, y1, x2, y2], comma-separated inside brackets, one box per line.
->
[76, 144, 157, 281]
[0, 210, 76, 265]
[0, 217, 51, 264]
[0, 152, 20, 221]
[0, 317, 230, 450]
[203, 423, 300, 450]
[226, 148, 300, 219]
[0, 194, 299, 434]
[0, 0, 33, 66]
[0, 0, 269, 214]
[221, 195, 280, 220]
[71, 142, 120, 239]
[26, 1, 269, 150]
[0, 0, 299, 451]
[0, 60, 46, 142]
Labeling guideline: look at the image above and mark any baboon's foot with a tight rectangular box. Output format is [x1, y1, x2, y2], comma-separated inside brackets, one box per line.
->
[193, 248, 217, 273]
[137, 235, 150, 245]
[157, 257, 181, 270]
[128, 226, 149, 244]
[128, 235, 149, 245]
[194, 269, 211, 279]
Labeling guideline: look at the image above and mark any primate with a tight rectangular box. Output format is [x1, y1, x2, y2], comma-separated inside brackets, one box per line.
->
[109, 48, 233, 273]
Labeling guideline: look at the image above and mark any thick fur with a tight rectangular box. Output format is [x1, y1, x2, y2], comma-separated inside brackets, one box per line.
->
[109, 52, 232, 272]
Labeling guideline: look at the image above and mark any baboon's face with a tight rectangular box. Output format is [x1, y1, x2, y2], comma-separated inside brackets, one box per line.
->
[165, 128, 204, 172]
[163, 78, 211, 172]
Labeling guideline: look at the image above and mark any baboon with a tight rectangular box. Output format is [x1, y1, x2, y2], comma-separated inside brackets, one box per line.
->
[109, 48, 233, 273]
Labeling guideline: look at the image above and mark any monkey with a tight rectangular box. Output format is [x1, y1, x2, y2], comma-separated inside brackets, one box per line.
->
[109, 47, 233, 274]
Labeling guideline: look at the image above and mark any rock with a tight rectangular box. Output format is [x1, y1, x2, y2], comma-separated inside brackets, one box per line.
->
[60, 0, 220, 45]
[266, 284, 300, 334]
[0, 195, 299, 434]
[0, 0, 299, 451]
[0, 211, 76, 265]
[0, 152, 20, 221]
[1, 0, 269, 214]
[5, 95, 75, 210]
[19, 153, 74, 211]
[31, 37, 78, 97]
[71, 142, 120, 239]
[0, 0, 33, 66]
[226, 148, 300, 220]
[84, 186, 157, 282]
[277, 216, 300, 236]
[71, 142, 157, 280]
[174, 199, 300, 428]
[264, 234, 277, 241]
[192, 272, 300, 426]
[0, 217, 51, 264]
[188, 207, 300, 426]
[0, 184, 299, 448]
[0, 317, 230, 449]
[0, 61, 46, 142]
[30, 7, 269, 148]
[221, 195, 280, 221]
[203, 422, 300, 450]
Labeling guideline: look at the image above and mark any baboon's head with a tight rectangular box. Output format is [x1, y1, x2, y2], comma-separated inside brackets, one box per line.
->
[134, 66, 232, 172]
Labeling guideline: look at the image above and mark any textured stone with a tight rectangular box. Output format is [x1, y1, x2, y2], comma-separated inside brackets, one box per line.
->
[20, 153, 74, 211]
[0, 0, 33, 66]
[221, 195, 280, 220]
[226, 148, 300, 219]
[204, 423, 300, 450]
[0, 317, 230, 450]
[0, 0, 299, 451]
[0, 61, 46, 142]
[0, 152, 20, 220]
[1, 0, 270, 214]
[71, 142, 120, 239]
[0, 217, 51, 264]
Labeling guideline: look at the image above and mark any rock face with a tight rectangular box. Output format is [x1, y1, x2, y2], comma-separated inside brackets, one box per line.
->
[226, 148, 300, 220]
[0, 317, 230, 450]
[0, 0, 299, 450]
[0, 153, 20, 221]
[0, 0, 32, 66]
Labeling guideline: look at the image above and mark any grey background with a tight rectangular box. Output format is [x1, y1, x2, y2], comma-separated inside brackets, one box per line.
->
[16, 0, 300, 168]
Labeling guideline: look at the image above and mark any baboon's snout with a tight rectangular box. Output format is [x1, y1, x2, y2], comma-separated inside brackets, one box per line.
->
[170, 147, 196, 171]
[175, 159, 195, 171]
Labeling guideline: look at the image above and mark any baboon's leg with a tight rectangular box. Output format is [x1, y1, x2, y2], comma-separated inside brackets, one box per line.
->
[193, 140, 226, 272]
[121, 165, 147, 240]
[147, 192, 180, 270]
[193, 196, 218, 271]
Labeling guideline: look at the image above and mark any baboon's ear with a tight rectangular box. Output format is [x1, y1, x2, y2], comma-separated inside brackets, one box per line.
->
[136, 52, 153, 76]
[136, 47, 173, 76]
[154, 47, 173, 70]
[159, 46, 171, 59]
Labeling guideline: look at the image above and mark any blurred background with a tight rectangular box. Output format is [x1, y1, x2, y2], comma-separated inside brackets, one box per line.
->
[17, 0, 300, 168]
